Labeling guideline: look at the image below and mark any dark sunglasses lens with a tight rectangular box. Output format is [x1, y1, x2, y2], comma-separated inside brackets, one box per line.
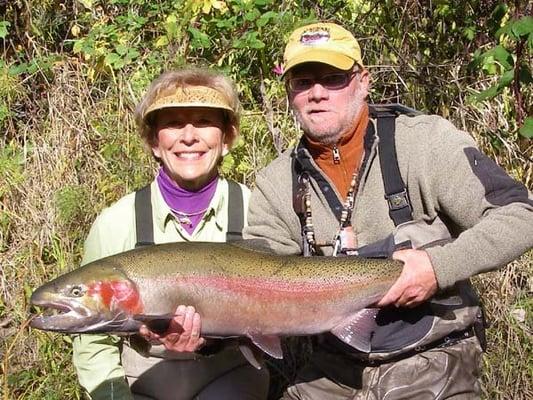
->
[290, 78, 313, 92]
[322, 74, 348, 89]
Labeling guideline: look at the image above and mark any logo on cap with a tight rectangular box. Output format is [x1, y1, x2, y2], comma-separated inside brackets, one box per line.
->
[300, 28, 331, 46]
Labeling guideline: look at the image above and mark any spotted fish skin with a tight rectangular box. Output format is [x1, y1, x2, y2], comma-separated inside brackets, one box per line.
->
[30, 240, 403, 356]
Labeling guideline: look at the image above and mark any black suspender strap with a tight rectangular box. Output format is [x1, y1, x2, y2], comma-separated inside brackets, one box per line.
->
[226, 180, 244, 242]
[134, 184, 154, 247]
[374, 109, 413, 226]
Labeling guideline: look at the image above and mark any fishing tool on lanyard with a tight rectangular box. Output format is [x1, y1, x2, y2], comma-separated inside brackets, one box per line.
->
[332, 169, 359, 256]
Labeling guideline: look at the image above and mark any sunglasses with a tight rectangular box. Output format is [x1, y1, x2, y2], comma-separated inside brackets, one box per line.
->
[287, 71, 356, 92]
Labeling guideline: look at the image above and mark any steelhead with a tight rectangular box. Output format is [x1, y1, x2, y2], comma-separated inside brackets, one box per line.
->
[30, 240, 403, 358]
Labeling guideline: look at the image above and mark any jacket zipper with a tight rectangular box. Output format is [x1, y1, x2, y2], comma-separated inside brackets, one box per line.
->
[332, 145, 341, 164]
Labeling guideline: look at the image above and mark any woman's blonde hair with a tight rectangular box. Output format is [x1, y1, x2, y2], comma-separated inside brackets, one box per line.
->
[135, 68, 242, 147]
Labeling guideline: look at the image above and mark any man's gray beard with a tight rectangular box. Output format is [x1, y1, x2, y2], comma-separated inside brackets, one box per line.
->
[293, 101, 362, 146]
[292, 110, 341, 145]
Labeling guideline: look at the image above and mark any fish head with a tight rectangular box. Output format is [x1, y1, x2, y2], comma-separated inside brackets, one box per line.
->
[30, 262, 144, 334]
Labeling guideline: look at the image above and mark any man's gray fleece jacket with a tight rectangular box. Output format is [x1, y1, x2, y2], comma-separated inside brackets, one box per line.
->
[244, 113, 533, 356]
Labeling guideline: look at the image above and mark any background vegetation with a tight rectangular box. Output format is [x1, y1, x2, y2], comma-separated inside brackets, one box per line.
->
[1, 0, 531, 399]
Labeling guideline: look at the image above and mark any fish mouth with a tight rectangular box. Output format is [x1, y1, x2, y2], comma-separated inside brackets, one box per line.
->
[30, 297, 136, 334]
[30, 299, 99, 333]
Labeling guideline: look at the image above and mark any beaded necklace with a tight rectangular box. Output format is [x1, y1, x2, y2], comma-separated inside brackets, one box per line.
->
[300, 167, 360, 256]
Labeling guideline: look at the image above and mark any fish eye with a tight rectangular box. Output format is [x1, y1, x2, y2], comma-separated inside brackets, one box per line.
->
[69, 286, 84, 297]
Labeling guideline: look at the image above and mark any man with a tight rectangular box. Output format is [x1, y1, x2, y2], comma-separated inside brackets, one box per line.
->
[244, 22, 533, 399]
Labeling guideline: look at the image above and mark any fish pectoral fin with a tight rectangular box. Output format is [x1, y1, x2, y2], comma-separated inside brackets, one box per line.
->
[247, 333, 283, 359]
[133, 314, 181, 335]
[330, 308, 379, 353]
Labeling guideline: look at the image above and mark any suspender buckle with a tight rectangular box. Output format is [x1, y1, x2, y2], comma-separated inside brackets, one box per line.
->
[385, 189, 411, 211]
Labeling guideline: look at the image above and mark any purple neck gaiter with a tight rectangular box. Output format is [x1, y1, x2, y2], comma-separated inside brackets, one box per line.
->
[156, 167, 218, 235]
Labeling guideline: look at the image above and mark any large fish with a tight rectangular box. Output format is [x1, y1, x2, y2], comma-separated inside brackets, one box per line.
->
[30, 240, 403, 360]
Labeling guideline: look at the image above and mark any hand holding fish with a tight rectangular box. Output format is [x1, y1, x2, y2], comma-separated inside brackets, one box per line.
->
[377, 249, 438, 308]
[139, 305, 206, 352]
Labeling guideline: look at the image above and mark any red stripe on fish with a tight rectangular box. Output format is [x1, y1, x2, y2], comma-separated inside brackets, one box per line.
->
[174, 275, 366, 298]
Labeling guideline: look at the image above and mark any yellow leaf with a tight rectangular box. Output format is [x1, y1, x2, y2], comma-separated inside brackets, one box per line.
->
[155, 35, 169, 47]
[202, 0, 212, 14]
[166, 14, 177, 24]
[212, 0, 228, 13]
[71, 25, 81, 37]
[78, 0, 93, 9]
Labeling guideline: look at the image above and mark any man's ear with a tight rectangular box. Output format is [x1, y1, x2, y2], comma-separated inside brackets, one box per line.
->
[356, 69, 370, 98]
[358, 67, 369, 81]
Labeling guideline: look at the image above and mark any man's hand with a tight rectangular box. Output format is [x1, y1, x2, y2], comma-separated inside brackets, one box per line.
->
[139, 305, 205, 352]
[377, 249, 438, 308]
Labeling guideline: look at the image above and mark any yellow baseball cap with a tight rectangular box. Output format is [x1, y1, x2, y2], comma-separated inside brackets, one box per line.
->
[143, 86, 235, 121]
[283, 23, 363, 75]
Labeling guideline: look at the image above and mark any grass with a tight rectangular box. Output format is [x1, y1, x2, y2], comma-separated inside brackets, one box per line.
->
[476, 255, 533, 400]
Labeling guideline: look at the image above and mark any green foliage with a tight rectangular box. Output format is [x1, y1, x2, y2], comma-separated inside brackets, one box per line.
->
[0, 141, 22, 252]
[55, 186, 89, 227]
[0, 20, 10, 39]
[0, 61, 21, 128]
[0, 209, 12, 252]
[468, 9, 532, 137]
[7, 334, 81, 400]
[0, 141, 26, 197]
[519, 117, 533, 139]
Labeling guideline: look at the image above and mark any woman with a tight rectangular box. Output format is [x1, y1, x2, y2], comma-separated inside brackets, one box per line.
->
[72, 68, 269, 400]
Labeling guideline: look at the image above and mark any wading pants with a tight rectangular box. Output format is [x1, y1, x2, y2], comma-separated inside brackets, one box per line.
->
[282, 336, 483, 400]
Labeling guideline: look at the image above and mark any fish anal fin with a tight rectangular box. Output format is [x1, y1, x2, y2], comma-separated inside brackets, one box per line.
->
[239, 343, 263, 370]
[330, 308, 379, 353]
[133, 313, 182, 335]
[247, 333, 283, 359]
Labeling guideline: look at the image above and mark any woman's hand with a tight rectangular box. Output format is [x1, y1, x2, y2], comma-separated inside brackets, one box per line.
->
[139, 305, 205, 352]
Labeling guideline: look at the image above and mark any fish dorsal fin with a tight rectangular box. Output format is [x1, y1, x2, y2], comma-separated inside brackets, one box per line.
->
[133, 314, 179, 335]
[247, 333, 283, 359]
[330, 308, 379, 353]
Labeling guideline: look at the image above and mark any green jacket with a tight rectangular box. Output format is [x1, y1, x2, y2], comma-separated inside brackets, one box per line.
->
[72, 177, 250, 399]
